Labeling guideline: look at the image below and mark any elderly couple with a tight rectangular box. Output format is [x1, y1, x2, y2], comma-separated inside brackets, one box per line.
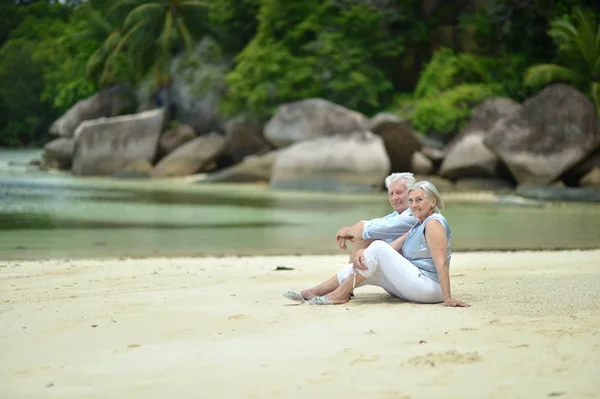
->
[283, 173, 469, 307]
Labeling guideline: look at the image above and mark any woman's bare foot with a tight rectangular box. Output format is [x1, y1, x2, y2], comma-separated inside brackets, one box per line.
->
[323, 292, 351, 304]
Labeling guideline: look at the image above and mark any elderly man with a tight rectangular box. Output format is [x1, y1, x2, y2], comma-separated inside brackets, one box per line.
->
[335, 172, 419, 262]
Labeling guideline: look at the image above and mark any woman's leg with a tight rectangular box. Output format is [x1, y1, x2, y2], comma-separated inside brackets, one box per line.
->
[322, 241, 443, 304]
[299, 275, 340, 300]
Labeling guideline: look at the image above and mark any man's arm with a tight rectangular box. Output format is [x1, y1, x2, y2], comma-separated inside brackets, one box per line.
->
[336, 222, 365, 249]
[362, 213, 418, 242]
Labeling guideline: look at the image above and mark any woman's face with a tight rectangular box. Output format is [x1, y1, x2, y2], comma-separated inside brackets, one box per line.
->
[409, 188, 436, 221]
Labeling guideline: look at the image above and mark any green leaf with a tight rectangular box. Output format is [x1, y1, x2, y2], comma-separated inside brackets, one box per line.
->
[523, 64, 580, 87]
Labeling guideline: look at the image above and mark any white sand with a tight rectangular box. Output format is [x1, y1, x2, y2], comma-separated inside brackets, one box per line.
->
[1, 250, 599, 399]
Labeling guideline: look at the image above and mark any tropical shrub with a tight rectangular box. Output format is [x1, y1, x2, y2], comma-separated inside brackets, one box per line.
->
[221, 0, 405, 119]
[524, 6, 600, 114]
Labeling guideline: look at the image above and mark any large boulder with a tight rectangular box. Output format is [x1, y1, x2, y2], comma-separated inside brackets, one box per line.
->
[72, 108, 165, 176]
[411, 151, 434, 175]
[440, 98, 521, 180]
[367, 112, 422, 173]
[270, 131, 390, 192]
[484, 84, 600, 185]
[168, 38, 229, 134]
[153, 133, 226, 177]
[157, 124, 197, 158]
[43, 137, 74, 169]
[264, 98, 367, 148]
[224, 116, 271, 163]
[580, 167, 600, 188]
[50, 83, 136, 138]
[561, 145, 600, 185]
[205, 151, 280, 183]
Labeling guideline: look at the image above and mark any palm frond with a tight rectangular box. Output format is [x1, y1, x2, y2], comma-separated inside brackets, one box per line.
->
[175, 13, 194, 51]
[523, 64, 580, 87]
[572, 8, 598, 69]
[158, 8, 174, 48]
[108, 0, 146, 17]
[180, 1, 209, 7]
[122, 3, 162, 32]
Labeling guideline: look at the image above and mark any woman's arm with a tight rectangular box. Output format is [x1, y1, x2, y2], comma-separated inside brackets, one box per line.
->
[389, 232, 409, 253]
[425, 220, 469, 307]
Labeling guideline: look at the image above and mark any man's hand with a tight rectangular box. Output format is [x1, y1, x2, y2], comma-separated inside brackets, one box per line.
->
[353, 249, 368, 270]
[335, 226, 355, 250]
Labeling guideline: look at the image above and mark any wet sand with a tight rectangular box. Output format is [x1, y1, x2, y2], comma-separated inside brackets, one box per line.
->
[1, 250, 599, 398]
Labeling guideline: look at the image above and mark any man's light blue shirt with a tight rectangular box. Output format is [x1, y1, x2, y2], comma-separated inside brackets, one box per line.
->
[362, 209, 419, 243]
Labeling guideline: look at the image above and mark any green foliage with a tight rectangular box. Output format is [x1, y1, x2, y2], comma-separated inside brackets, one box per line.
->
[90, 0, 211, 88]
[393, 46, 524, 138]
[208, 0, 260, 54]
[415, 46, 527, 100]
[0, 40, 49, 146]
[222, 0, 404, 119]
[409, 84, 503, 136]
[524, 6, 600, 113]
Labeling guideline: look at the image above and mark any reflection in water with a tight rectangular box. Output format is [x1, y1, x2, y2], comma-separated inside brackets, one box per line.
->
[1, 149, 599, 260]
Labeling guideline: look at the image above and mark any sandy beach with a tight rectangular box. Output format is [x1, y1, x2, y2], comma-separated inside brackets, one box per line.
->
[1, 250, 599, 399]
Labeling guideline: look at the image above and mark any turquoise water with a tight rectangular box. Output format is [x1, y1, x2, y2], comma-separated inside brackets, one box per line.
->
[1, 149, 599, 260]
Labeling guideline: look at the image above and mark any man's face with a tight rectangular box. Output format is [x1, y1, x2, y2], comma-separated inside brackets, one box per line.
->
[388, 180, 409, 213]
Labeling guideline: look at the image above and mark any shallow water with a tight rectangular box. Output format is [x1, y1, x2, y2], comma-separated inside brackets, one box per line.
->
[1, 149, 599, 260]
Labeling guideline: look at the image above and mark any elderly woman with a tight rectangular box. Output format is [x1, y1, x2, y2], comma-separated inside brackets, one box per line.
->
[283, 181, 469, 307]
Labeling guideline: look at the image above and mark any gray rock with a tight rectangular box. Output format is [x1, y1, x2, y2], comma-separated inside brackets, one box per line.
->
[454, 178, 515, 192]
[270, 131, 390, 192]
[224, 116, 271, 163]
[50, 83, 136, 138]
[484, 84, 600, 185]
[368, 112, 422, 173]
[205, 151, 280, 183]
[440, 98, 521, 180]
[72, 108, 165, 176]
[157, 124, 197, 158]
[411, 151, 434, 175]
[168, 38, 230, 134]
[264, 98, 367, 148]
[153, 133, 226, 177]
[580, 167, 600, 188]
[562, 144, 600, 185]
[517, 184, 600, 202]
[43, 138, 74, 169]
[420, 146, 445, 166]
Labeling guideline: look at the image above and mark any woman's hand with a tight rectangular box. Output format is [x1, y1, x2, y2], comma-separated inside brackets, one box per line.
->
[353, 249, 368, 270]
[444, 298, 470, 307]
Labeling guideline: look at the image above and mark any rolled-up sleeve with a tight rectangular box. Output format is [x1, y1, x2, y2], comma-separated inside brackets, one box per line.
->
[362, 212, 418, 242]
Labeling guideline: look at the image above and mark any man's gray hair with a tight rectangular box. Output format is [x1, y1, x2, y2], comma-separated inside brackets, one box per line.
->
[384, 172, 416, 189]
[408, 181, 444, 213]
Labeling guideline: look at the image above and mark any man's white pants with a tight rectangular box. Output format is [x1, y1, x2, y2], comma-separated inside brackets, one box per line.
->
[337, 241, 444, 303]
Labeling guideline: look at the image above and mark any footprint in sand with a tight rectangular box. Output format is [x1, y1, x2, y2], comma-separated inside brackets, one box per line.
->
[227, 314, 249, 320]
[350, 354, 380, 365]
[406, 350, 481, 367]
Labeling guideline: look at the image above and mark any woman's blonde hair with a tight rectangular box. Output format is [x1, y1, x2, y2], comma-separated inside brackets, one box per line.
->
[408, 181, 444, 212]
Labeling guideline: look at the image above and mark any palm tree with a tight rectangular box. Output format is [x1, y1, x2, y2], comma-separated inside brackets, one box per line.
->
[524, 6, 600, 114]
[92, 0, 209, 88]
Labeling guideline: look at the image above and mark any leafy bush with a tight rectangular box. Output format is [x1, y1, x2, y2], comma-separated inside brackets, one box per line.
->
[409, 84, 503, 136]
[221, 0, 404, 119]
[389, 46, 526, 139]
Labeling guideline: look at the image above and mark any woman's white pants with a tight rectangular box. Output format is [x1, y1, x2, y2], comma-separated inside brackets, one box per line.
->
[337, 241, 444, 303]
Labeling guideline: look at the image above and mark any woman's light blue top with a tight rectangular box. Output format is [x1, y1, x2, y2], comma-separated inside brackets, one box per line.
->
[401, 213, 452, 283]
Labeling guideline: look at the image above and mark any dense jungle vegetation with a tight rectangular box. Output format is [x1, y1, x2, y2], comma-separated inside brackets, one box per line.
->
[0, 0, 599, 147]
